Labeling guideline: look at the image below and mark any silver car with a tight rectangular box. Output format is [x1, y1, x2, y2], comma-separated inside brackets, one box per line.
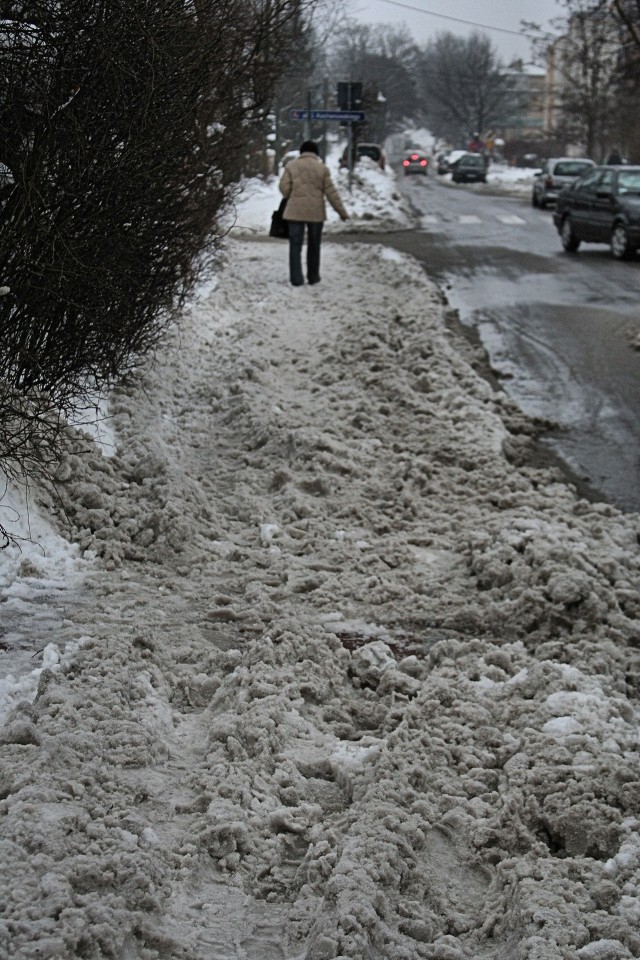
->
[532, 157, 595, 208]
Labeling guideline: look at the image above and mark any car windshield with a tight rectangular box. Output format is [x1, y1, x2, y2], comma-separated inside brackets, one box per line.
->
[554, 161, 592, 176]
[618, 171, 640, 194]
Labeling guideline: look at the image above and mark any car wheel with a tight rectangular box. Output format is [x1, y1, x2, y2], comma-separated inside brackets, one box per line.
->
[611, 222, 632, 260]
[561, 217, 580, 252]
[531, 192, 539, 208]
[538, 198, 546, 210]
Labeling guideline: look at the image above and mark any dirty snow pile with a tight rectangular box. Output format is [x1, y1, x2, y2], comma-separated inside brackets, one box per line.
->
[485, 164, 541, 194]
[232, 149, 412, 239]
[1, 229, 640, 960]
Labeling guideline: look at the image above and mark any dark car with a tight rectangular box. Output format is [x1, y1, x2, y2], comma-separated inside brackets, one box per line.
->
[553, 165, 640, 259]
[339, 142, 386, 170]
[451, 153, 487, 184]
[401, 151, 429, 175]
[532, 156, 595, 208]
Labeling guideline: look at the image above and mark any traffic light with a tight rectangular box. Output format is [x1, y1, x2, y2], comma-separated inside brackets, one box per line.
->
[337, 82, 362, 111]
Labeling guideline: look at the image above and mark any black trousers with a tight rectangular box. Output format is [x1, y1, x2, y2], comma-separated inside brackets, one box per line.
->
[287, 221, 323, 286]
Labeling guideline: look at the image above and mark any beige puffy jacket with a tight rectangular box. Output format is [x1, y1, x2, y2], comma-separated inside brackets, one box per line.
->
[279, 152, 348, 222]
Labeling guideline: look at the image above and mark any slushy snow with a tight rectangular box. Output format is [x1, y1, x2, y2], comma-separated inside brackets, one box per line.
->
[1, 147, 639, 960]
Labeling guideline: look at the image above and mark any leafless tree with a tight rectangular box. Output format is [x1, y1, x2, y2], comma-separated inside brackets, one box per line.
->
[605, 0, 640, 158]
[416, 32, 517, 146]
[525, 0, 627, 158]
[327, 23, 421, 144]
[610, 0, 640, 48]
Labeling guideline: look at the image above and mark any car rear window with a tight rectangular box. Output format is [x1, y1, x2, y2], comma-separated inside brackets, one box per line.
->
[462, 155, 484, 166]
[359, 146, 380, 160]
[554, 161, 592, 176]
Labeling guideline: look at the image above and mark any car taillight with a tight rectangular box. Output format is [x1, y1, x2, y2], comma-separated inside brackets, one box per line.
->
[411, 153, 419, 160]
[420, 159, 427, 166]
[403, 160, 410, 166]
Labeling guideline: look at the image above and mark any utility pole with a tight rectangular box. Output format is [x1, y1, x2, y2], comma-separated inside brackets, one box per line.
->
[321, 77, 329, 161]
[338, 81, 362, 194]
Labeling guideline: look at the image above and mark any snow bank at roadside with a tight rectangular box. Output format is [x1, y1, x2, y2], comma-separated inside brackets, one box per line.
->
[231, 146, 412, 239]
[487, 164, 540, 194]
[1, 237, 639, 960]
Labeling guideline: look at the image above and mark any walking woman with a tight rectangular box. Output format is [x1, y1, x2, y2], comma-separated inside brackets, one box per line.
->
[279, 140, 349, 286]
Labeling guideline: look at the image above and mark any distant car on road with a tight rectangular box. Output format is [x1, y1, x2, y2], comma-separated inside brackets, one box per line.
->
[451, 153, 487, 184]
[532, 157, 595, 208]
[402, 151, 429, 175]
[553, 164, 640, 259]
[340, 142, 386, 170]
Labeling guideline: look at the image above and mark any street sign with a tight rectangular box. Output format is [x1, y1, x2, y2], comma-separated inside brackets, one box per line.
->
[288, 109, 365, 122]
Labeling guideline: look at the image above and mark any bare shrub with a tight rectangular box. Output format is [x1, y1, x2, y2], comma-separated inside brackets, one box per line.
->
[0, 0, 317, 513]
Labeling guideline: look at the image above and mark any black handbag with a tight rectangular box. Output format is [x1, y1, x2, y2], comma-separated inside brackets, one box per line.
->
[269, 197, 289, 238]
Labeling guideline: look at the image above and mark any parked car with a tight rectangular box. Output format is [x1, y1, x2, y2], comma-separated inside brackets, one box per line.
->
[532, 157, 595, 208]
[401, 151, 429, 175]
[451, 153, 487, 184]
[339, 142, 386, 170]
[552, 165, 640, 260]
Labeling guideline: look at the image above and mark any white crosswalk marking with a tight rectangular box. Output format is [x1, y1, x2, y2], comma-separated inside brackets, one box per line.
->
[419, 213, 529, 227]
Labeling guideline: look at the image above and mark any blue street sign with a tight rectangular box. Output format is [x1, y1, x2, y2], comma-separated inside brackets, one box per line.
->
[288, 109, 366, 122]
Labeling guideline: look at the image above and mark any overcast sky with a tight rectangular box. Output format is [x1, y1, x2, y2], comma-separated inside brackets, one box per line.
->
[351, 0, 564, 65]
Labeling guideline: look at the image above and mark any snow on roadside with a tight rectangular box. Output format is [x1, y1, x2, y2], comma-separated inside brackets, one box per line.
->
[231, 146, 413, 239]
[1, 235, 639, 960]
[486, 163, 541, 195]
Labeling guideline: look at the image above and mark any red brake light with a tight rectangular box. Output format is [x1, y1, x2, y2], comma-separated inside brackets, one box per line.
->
[411, 153, 419, 160]
[402, 159, 410, 166]
[420, 159, 427, 166]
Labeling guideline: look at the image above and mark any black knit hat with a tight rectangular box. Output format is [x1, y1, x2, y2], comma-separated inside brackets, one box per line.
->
[300, 140, 319, 155]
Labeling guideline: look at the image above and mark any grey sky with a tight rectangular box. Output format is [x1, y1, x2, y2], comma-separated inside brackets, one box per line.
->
[351, 0, 564, 65]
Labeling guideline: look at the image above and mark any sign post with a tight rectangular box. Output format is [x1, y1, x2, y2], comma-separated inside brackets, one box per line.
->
[288, 109, 367, 194]
[337, 83, 363, 194]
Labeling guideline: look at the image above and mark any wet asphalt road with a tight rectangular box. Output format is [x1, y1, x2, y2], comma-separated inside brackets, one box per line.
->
[347, 167, 640, 513]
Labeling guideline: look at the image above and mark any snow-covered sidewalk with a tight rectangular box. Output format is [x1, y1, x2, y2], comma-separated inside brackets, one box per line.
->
[1, 236, 639, 960]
